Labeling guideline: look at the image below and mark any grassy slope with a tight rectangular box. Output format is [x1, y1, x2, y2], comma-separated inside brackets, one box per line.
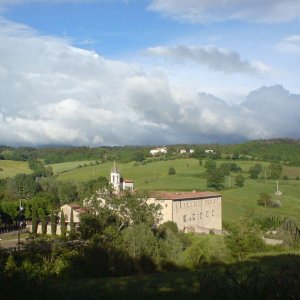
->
[53, 158, 300, 222]
[0, 160, 32, 178]
[48, 160, 99, 174]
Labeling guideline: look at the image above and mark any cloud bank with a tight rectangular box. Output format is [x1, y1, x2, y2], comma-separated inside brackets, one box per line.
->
[0, 18, 300, 146]
[145, 45, 270, 75]
[148, 0, 300, 23]
[276, 35, 300, 54]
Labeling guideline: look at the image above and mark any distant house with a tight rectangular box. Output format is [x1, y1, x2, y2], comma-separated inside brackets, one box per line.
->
[205, 149, 214, 154]
[150, 147, 167, 156]
[180, 149, 187, 154]
[147, 191, 222, 234]
[189, 149, 195, 154]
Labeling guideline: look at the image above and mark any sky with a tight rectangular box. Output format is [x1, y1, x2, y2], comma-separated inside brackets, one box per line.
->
[0, 0, 300, 146]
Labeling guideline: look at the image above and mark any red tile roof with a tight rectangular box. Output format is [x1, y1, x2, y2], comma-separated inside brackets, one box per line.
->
[123, 178, 134, 183]
[74, 208, 87, 214]
[150, 191, 221, 200]
[68, 204, 81, 209]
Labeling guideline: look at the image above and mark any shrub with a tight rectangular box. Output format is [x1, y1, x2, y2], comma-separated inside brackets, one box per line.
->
[168, 167, 176, 175]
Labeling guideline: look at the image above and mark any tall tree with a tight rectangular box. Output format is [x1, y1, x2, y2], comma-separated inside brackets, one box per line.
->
[50, 210, 56, 235]
[38, 208, 47, 235]
[31, 207, 37, 234]
[70, 208, 75, 232]
[109, 190, 162, 231]
[207, 168, 225, 190]
[60, 209, 66, 236]
[269, 163, 283, 180]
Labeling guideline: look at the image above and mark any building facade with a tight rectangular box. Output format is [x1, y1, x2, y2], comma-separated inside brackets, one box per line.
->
[148, 191, 222, 234]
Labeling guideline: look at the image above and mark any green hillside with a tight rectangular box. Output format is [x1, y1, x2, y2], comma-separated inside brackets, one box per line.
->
[0, 160, 32, 178]
[51, 158, 300, 222]
[49, 160, 99, 174]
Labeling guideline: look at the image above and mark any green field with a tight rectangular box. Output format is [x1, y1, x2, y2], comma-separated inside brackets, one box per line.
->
[48, 160, 99, 174]
[0, 160, 32, 178]
[51, 158, 300, 222]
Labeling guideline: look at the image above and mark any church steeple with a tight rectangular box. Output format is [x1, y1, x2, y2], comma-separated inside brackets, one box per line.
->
[110, 161, 120, 192]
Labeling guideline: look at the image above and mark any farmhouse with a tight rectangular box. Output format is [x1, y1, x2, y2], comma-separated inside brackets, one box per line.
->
[147, 191, 222, 234]
[205, 149, 214, 154]
[150, 147, 167, 156]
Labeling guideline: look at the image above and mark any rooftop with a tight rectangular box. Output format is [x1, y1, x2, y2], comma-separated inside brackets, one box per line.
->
[150, 191, 221, 201]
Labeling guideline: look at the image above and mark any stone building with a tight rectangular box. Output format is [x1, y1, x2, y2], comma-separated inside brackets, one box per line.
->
[147, 191, 222, 234]
[110, 162, 134, 193]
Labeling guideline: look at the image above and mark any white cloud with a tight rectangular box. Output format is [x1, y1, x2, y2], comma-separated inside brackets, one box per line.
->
[145, 45, 270, 75]
[148, 0, 300, 23]
[276, 35, 300, 54]
[0, 18, 300, 146]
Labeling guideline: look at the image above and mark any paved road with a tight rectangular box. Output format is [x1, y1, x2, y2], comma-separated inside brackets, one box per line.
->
[0, 238, 27, 249]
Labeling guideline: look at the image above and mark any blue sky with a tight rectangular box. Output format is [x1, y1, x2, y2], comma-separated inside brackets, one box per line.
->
[0, 0, 300, 146]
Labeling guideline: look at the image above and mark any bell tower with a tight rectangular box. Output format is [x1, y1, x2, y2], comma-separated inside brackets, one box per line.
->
[110, 161, 120, 192]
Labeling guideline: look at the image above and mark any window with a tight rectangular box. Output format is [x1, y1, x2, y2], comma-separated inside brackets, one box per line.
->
[193, 214, 196, 221]
[183, 215, 187, 222]
[212, 210, 215, 216]
[200, 212, 202, 219]
[165, 204, 168, 207]
[206, 211, 209, 217]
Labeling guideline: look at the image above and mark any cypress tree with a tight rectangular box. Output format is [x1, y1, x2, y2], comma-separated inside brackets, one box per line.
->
[31, 207, 37, 234]
[60, 209, 66, 236]
[70, 208, 75, 232]
[51, 210, 56, 235]
[39, 208, 47, 235]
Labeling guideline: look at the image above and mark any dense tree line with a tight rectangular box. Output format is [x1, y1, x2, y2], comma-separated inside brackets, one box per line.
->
[1, 139, 300, 165]
[0, 172, 109, 228]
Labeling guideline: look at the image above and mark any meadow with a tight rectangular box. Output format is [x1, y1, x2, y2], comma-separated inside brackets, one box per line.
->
[0, 160, 32, 178]
[51, 158, 300, 222]
[48, 160, 99, 174]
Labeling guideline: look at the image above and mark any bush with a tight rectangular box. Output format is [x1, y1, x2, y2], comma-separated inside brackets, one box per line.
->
[235, 174, 245, 187]
[168, 167, 176, 175]
[0, 167, 3, 171]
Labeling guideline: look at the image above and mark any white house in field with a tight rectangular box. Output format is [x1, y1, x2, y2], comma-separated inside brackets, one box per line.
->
[180, 149, 187, 154]
[150, 147, 168, 156]
[110, 162, 134, 193]
[147, 191, 222, 234]
[205, 149, 214, 154]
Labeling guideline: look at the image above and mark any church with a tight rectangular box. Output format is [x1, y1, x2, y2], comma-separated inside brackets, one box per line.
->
[110, 161, 134, 193]
[109, 163, 222, 234]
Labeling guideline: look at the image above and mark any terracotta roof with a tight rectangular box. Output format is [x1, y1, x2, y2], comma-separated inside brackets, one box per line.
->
[74, 208, 87, 214]
[150, 191, 221, 200]
[68, 204, 81, 209]
[123, 178, 134, 183]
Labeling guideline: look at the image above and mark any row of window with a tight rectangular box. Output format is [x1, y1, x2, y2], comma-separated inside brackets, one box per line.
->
[176, 198, 218, 209]
[183, 210, 215, 222]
